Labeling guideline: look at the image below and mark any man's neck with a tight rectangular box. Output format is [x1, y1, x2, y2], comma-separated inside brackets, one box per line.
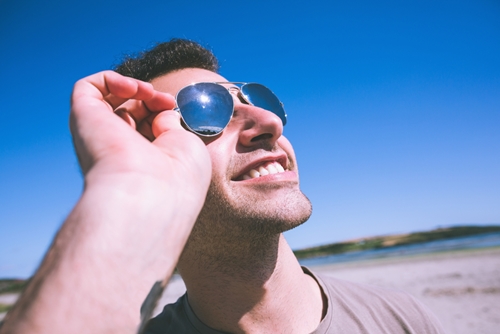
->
[177, 234, 325, 334]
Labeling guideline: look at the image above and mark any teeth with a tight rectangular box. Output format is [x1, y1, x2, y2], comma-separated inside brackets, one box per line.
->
[249, 169, 260, 178]
[267, 164, 278, 174]
[258, 166, 269, 176]
[241, 161, 286, 180]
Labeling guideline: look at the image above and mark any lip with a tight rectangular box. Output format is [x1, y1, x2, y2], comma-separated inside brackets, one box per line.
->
[232, 154, 290, 181]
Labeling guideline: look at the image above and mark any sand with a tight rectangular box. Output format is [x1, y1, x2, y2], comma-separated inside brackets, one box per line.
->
[2, 247, 499, 333]
[309, 247, 500, 334]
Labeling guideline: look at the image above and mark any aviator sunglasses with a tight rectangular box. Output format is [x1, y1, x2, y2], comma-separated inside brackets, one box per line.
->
[174, 82, 287, 136]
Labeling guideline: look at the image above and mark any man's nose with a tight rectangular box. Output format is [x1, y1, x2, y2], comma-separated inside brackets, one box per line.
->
[235, 104, 283, 148]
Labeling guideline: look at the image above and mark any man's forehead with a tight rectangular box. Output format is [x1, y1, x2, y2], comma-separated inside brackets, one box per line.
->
[151, 68, 228, 95]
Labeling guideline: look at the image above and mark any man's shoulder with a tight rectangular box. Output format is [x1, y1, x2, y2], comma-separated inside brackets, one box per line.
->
[145, 294, 223, 334]
[307, 268, 446, 334]
[144, 294, 193, 334]
[314, 269, 416, 303]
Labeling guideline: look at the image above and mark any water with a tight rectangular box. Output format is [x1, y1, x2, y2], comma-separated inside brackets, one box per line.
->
[298, 232, 500, 267]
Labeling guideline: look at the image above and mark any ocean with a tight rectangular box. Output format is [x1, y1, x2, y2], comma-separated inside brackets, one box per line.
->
[298, 232, 500, 267]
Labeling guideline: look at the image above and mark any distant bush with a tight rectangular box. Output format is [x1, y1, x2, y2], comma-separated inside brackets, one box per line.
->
[0, 303, 13, 313]
[0, 279, 28, 294]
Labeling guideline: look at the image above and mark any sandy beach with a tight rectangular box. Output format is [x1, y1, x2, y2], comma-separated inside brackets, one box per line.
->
[308, 247, 500, 334]
[2, 247, 499, 333]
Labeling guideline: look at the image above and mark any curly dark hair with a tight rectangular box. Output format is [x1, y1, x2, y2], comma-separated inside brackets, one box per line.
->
[114, 39, 219, 82]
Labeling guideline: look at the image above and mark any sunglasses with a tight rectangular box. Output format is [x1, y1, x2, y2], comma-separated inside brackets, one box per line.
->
[174, 82, 287, 136]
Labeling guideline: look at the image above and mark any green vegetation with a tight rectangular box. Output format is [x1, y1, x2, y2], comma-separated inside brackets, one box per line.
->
[0, 303, 13, 313]
[293, 225, 500, 259]
[0, 279, 28, 294]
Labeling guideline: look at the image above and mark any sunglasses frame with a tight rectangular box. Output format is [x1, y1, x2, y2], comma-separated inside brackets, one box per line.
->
[174, 82, 286, 137]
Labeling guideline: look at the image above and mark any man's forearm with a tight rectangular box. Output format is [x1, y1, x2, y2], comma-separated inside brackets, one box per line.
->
[1, 178, 199, 333]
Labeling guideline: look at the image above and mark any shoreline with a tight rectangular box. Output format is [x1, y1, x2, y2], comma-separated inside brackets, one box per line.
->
[306, 245, 500, 271]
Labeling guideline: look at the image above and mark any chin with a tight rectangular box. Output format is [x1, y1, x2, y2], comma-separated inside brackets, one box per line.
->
[197, 185, 313, 237]
[258, 191, 313, 232]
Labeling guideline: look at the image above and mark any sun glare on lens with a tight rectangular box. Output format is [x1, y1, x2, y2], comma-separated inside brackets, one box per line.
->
[199, 94, 210, 104]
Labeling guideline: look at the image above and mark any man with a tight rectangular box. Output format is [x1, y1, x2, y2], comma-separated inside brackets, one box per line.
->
[1, 39, 445, 333]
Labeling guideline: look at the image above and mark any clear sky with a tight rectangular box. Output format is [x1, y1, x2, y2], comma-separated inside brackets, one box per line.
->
[1, 0, 499, 278]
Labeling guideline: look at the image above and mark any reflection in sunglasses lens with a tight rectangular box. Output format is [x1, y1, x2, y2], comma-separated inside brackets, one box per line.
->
[177, 83, 234, 136]
[241, 84, 287, 125]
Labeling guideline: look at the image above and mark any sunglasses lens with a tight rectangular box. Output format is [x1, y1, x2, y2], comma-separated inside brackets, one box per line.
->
[176, 83, 234, 136]
[241, 84, 287, 126]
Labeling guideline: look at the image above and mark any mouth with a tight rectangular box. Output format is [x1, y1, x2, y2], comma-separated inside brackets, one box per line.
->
[234, 158, 288, 181]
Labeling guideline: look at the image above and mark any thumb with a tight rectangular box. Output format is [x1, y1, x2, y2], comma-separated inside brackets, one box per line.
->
[151, 110, 184, 138]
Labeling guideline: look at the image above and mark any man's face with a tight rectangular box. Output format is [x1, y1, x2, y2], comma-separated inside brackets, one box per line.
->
[151, 68, 312, 237]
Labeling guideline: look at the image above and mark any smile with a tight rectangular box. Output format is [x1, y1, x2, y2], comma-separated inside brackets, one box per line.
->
[240, 161, 286, 180]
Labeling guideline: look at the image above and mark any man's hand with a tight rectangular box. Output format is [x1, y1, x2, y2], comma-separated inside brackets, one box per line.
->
[67, 70, 212, 276]
[70, 70, 210, 187]
[1, 71, 211, 334]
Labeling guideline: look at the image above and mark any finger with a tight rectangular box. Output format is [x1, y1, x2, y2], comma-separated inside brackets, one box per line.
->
[105, 75, 176, 113]
[151, 110, 183, 138]
[115, 99, 150, 126]
[105, 94, 130, 109]
[115, 109, 137, 128]
[112, 85, 176, 120]
[106, 73, 156, 102]
[72, 71, 155, 111]
[113, 89, 176, 128]
[144, 90, 176, 113]
[137, 117, 155, 141]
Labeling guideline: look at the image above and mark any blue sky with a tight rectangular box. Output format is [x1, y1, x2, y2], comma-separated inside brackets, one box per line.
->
[1, 0, 499, 278]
